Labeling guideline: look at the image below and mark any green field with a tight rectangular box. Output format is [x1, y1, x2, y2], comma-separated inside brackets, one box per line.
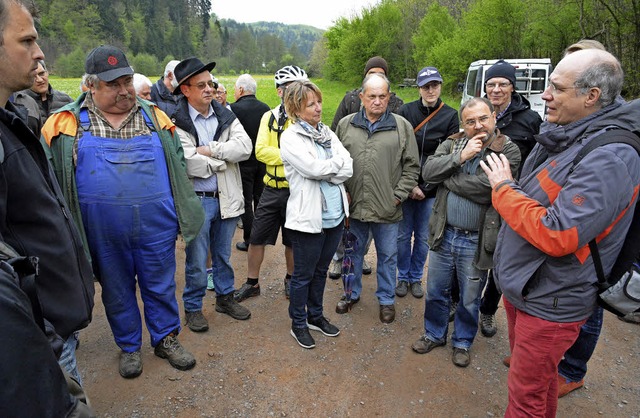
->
[49, 75, 460, 126]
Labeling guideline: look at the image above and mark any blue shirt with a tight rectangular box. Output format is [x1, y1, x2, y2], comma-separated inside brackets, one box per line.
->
[189, 103, 218, 192]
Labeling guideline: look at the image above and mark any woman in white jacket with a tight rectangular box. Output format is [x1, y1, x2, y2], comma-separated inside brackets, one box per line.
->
[280, 81, 353, 349]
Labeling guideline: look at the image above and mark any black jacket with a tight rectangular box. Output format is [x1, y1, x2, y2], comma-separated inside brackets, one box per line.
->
[151, 78, 181, 118]
[20, 86, 73, 121]
[0, 103, 94, 339]
[495, 93, 541, 174]
[230, 94, 271, 165]
[331, 88, 404, 131]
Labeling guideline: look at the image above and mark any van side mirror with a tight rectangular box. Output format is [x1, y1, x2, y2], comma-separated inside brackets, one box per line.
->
[457, 82, 464, 93]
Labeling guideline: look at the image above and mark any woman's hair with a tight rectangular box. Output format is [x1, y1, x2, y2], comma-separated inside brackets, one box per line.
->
[283, 80, 322, 123]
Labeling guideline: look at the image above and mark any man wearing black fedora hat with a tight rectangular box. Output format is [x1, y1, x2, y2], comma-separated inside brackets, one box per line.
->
[171, 57, 253, 332]
[42, 45, 205, 379]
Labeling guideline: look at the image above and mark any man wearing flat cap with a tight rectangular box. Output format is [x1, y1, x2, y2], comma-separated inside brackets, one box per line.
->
[170, 57, 252, 333]
[42, 45, 205, 379]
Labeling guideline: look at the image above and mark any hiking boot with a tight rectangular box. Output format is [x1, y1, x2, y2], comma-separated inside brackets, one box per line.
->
[410, 282, 424, 298]
[618, 311, 640, 324]
[233, 282, 261, 302]
[119, 351, 142, 378]
[215, 293, 251, 320]
[362, 259, 372, 275]
[452, 347, 471, 368]
[336, 295, 360, 314]
[290, 327, 315, 349]
[284, 276, 291, 299]
[206, 268, 214, 291]
[449, 301, 458, 322]
[558, 375, 584, 397]
[185, 310, 209, 332]
[307, 316, 340, 337]
[503, 356, 511, 368]
[379, 304, 396, 324]
[412, 335, 445, 354]
[395, 280, 409, 297]
[480, 313, 497, 337]
[154, 334, 196, 371]
[328, 259, 342, 280]
[235, 241, 248, 251]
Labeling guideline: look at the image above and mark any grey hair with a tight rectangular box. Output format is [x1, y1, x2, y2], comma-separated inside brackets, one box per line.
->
[574, 60, 623, 107]
[133, 73, 152, 92]
[361, 72, 390, 94]
[164, 60, 180, 78]
[235, 74, 257, 94]
[459, 97, 494, 120]
[84, 74, 100, 89]
[0, 0, 38, 45]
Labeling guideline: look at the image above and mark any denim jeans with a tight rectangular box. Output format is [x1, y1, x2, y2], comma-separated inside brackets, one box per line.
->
[289, 222, 343, 328]
[423, 226, 487, 349]
[59, 332, 82, 385]
[184, 196, 238, 311]
[558, 305, 603, 382]
[397, 197, 434, 284]
[348, 219, 399, 305]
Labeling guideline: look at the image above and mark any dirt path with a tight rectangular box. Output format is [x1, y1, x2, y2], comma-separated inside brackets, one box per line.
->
[77, 229, 640, 417]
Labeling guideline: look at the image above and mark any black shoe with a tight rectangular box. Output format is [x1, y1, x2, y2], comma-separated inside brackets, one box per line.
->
[290, 327, 315, 349]
[235, 241, 248, 251]
[410, 282, 424, 298]
[412, 335, 445, 354]
[119, 351, 143, 378]
[185, 310, 209, 332]
[336, 295, 360, 314]
[328, 259, 342, 280]
[395, 280, 409, 297]
[233, 282, 260, 302]
[154, 334, 196, 371]
[480, 313, 497, 337]
[307, 316, 340, 337]
[215, 293, 251, 320]
[362, 260, 372, 275]
[379, 304, 396, 324]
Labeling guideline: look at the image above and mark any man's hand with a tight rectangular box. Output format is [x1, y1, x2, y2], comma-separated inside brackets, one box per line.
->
[460, 133, 485, 163]
[480, 153, 514, 188]
[409, 186, 425, 200]
[196, 145, 212, 157]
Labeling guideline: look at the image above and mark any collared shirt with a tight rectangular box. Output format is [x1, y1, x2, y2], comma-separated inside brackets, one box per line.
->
[188, 103, 218, 192]
[73, 93, 150, 165]
[363, 109, 389, 133]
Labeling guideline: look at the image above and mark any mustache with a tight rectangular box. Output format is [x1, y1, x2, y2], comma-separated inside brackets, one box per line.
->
[115, 94, 134, 103]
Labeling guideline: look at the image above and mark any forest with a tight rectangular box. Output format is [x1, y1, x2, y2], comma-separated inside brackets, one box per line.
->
[34, 0, 639, 97]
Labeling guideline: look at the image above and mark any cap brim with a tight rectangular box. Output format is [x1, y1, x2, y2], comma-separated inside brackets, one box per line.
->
[417, 76, 443, 87]
[97, 66, 135, 83]
[173, 61, 217, 95]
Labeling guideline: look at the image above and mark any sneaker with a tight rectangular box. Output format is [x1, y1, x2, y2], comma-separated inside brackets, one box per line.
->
[395, 280, 409, 297]
[379, 304, 396, 324]
[328, 259, 342, 280]
[618, 311, 640, 324]
[480, 313, 497, 337]
[185, 310, 209, 332]
[449, 301, 458, 322]
[215, 293, 251, 320]
[336, 295, 360, 314]
[410, 282, 424, 298]
[412, 335, 445, 354]
[233, 282, 260, 302]
[307, 316, 340, 337]
[235, 241, 248, 251]
[557, 375, 584, 397]
[362, 259, 372, 275]
[503, 356, 511, 368]
[284, 276, 291, 299]
[206, 268, 214, 291]
[452, 347, 471, 367]
[119, 351, 142, 378]
[290, 327, 315, 349]
[154, 334, 196, 371]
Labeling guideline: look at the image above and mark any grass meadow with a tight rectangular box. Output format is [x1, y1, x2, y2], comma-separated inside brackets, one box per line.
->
[49, 75, 461, 126]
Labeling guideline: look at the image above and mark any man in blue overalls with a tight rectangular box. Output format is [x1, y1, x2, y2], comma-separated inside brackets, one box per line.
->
[42, 45, 205, 379]
[171, 58, 252, 333]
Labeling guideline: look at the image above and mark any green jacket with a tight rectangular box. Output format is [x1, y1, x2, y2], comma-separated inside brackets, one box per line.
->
[336, 110, 419, 223]
[41, 94, 204, 258]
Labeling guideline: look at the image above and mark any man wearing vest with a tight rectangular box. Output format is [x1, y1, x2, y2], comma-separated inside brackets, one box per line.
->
[42, 45, 205, 379]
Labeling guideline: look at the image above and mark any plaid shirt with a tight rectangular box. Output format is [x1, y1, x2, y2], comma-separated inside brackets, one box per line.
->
[73, 93, 151, 165]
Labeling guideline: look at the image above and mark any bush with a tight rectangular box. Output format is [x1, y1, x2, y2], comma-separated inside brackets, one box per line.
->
[56, 47, 87, 78]
[130, 53, 162, 77]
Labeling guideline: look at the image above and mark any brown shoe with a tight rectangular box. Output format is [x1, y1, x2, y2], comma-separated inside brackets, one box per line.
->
[412, 335, 445, 354]
[215, 293, 251, 320]
[503, 356, 511, 368]
[379, 304, 395, 324]
[185, 310, 209, 332]
[557, 375, 584, 397]
[336, 296, 360, 314]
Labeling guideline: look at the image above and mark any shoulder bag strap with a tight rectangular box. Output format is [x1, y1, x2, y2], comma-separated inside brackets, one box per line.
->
[414, 102, 444, 133]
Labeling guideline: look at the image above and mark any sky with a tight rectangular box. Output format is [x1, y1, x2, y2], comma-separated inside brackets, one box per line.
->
[211, 0, 381, 30]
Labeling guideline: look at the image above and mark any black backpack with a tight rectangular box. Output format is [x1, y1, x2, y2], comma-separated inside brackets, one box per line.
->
[571, 129, 640, 316]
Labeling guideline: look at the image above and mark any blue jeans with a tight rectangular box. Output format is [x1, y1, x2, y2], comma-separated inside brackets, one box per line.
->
[558, 305, 603, 382]
[289, 222, 344, 328]
[348, 219, 399, 305]
[423, 226, 487, 349]
[397, 197, 434, 283]
[184, 196, 238, 311]
[59, 332, 82, 385]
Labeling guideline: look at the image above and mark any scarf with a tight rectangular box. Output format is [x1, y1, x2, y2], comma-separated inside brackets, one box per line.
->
[298, 120, 333, 157]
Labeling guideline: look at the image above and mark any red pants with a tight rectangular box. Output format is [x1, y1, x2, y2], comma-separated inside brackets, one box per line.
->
[503, 298, 585, 418]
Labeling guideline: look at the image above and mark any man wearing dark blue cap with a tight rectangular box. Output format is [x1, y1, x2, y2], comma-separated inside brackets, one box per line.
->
[170, 57, 252, 332]
[42, 45, 205, 379]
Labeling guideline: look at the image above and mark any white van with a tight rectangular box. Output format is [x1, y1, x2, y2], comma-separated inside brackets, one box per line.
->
[460, 58, 552, 119]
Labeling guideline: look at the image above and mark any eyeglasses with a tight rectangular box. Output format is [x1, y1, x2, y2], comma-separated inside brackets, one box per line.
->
[216, 90, 227, 95]
[547, 81, 581, 95]
[419, 82, 441, 91]
[35, 70, 48, 79]
[486, 82, 511, 90]
[463, 115, 491, 127]
[185, 81, 216, 90]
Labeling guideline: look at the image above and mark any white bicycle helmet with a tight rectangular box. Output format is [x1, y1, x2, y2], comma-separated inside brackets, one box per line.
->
[274, 65, 308, 87]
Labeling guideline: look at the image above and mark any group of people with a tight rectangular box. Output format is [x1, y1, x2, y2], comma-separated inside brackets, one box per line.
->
[1, 0, 638, 416]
